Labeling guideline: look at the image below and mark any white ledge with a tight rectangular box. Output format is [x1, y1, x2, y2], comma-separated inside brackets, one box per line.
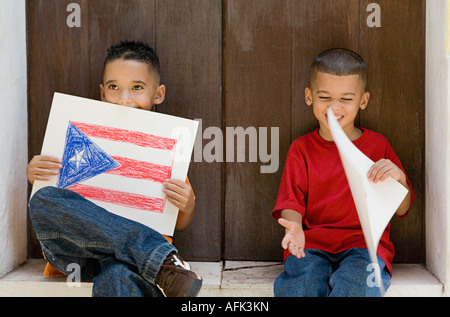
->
[0, 259, 443, 297]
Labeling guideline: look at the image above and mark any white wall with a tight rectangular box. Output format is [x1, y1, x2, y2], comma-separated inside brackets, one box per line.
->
[0, 0, 28, 277]
[426, 0, 450, 294]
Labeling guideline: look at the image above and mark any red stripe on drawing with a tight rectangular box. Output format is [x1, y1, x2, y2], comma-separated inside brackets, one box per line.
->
[107, 156, 172, 183]
[72, 121, 177, 151]
[68, 184, 165, 213]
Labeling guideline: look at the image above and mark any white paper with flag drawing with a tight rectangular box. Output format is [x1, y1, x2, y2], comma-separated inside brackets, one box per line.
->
[327, 107, 407, 295]
[31, 93, 199, 237]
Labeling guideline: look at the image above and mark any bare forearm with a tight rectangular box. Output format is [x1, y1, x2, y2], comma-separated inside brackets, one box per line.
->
[279, 209, 306, 258]
[395, 175, 411, 217]
[175, 209, 194, 231]
[281, 209, 303, 225]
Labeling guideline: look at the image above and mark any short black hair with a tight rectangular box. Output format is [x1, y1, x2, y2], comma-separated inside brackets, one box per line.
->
[309, 48, 367, 90]
[103, 40, 161, 84]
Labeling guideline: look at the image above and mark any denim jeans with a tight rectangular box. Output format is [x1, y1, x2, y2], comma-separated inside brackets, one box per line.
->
[274, 248, 391, 297]
[29, 187, 178, 297]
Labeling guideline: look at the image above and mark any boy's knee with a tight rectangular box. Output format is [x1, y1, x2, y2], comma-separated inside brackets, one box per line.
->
[30, 187, 58, 211]
[30, 186, 77, 208]
[31, 186, 59, 201]
[29, 187, 67, 224]
[30, 186, 52, 208]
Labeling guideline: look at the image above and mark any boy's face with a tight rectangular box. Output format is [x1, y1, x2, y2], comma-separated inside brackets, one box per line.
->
[305, 72, 370, 141]
[100, 59, 165, 111]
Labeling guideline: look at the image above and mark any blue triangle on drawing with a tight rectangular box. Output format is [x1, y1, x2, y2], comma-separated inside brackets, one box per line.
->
[57, 122, 120, 189]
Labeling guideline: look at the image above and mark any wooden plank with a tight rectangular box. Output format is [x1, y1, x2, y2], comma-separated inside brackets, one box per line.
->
[359, 0, 425, 263]
[27, 0, 90, 161]
[27, 0, 90, 257]
[223, 0, 292, 260]
[155, 0, 223, 261]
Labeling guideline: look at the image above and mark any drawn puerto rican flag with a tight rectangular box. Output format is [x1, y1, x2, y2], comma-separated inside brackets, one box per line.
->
[57, 121, 177, 214]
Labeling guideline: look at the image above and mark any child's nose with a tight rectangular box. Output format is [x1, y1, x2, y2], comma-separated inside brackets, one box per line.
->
[330, 100, 342, 110]
[118, 90, 133, 106]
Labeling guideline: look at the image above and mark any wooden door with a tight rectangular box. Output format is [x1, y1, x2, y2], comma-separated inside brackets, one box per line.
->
[27, 0, 425, 264]
[26, 0, 222, 261]
[223, 0, 424, 262]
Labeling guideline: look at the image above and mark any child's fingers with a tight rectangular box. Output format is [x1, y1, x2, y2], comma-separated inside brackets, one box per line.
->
[367, 161, 380, 182]
[367, 160, 390, 183]
[164, 179, 188, 191]
[28, 156, 62, 176]
[165, 195, 185, 210]
[37, 155, 62, 164]
[163, 184, 187, 203]
[280, 219, 306, 258]
[278, 217, 288, 228]
[163, 181, 190, 200]
[281, 233, 292, 250]
[288, 242, 305, 259]
[278, 218, 295, 231]
[31, 175, 52, 182]
[34, 167, 60, 176]
[37, 161, 63, 171]
[163, 180, 191, 198]
[368, 159, 403, 184]
[164, 189, 187, 206]
[165, 191, 195, 214]
[29, 155, 62, 168]
[163, 179, 195, 213]
[369, 168, 384, 184]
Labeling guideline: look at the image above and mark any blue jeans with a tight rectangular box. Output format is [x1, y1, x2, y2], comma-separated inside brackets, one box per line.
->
[274, 248, 391, 297]
[29, 187, 178, 297]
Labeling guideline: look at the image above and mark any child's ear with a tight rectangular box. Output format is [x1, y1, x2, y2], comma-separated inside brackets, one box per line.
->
[154, 84, 166, 105]
[360, 92, 370, 110]
[99, 84, 106, 101]
[305, 88, 313, 106]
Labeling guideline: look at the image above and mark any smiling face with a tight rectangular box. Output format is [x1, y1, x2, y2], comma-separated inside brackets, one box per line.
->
[305, 71, 370, 141]
[100, 59, 165, 111]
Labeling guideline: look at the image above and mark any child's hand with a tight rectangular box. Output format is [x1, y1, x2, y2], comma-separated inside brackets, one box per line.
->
[278, 218, 306, 259]
[367, 159, 406, 184]
[163, 179, 195, 215]
[26, 155, 62, 184]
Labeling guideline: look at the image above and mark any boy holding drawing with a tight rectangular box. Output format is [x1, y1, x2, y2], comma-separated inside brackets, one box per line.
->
[27, 41, 202, 297]
[272, 49, 414, 297]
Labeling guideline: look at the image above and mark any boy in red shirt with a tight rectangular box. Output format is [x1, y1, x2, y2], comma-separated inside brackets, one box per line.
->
[272, 49, 414, 297]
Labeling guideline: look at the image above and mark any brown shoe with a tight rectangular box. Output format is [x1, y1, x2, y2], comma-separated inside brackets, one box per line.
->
[155, 253, 202, 297]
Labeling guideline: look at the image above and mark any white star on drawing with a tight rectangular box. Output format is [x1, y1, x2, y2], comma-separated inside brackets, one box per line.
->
[69, 149, 88, 170]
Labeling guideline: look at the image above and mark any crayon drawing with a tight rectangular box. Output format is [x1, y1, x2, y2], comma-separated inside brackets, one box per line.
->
[57, 122, 121, 190]
[31, 93, 199, 236]
[57, 121, 178, 214]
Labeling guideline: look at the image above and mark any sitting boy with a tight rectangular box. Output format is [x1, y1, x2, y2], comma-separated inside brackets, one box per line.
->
[27, 41, 202, 297]
[272, 48, 414, 297]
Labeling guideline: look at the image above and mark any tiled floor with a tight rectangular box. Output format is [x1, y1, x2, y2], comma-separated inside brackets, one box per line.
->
[0, 259, 444, 297]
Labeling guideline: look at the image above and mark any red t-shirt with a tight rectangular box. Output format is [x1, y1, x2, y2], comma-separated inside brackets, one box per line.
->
[272, 128, 415, 275]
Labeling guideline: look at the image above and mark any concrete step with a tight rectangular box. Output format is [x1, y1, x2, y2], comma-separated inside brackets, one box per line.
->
[0, 259, 444, 297]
